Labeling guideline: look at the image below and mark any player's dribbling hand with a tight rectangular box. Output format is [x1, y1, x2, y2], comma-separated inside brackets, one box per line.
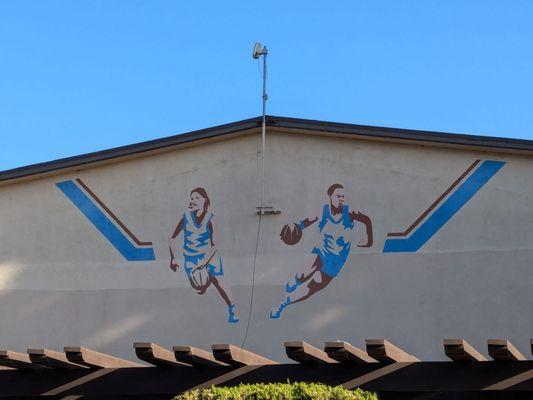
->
[170, 259, 179, 272]
[357, 238, 369, 247]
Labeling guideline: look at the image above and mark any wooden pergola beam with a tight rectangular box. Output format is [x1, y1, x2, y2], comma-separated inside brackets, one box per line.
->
[173, 346, 225, 367]
[365, 339, 419, 363]
[0, 350, 46, 370]
[1, 360, 532, 396]
[64, 346, 144, 368]
[487, 339, 526, 361]
[133, 342, 188, 367]
[324, 341, 377, 363]
[443, 339, 487, 362]
[284, 341, 336, 365]
[211, 344, 277, 366]
[27, 348, 87, 369]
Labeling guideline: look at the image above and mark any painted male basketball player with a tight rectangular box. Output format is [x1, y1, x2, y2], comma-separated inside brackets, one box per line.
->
[269, 183, 373, 319]
[168, 187, 239, 324]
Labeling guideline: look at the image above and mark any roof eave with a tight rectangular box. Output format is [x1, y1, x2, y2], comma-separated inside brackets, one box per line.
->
[1, 115, 533, 185]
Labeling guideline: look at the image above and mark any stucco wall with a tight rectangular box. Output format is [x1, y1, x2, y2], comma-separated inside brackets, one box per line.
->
[0, 130, 531, 362]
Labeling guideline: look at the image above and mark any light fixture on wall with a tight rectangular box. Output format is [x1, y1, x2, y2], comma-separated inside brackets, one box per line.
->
[252, 42, 267, 60]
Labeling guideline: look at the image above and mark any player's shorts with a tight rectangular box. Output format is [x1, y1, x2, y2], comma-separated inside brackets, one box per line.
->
[183, 253, 224, 278]
[312, 246, 350, 278]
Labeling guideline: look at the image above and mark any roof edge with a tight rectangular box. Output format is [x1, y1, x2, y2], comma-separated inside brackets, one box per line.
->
[2, 115, 533, 184]
[267, 115, 533, 152]
[0, 116, 262, 184]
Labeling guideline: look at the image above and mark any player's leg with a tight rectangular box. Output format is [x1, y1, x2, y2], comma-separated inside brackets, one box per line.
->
[270, 271, 332, 320]
[210, 275, 233, 305]
[270, 256, 324, 319]
[288, 269, 333, 305]
[210, 273, 239, 324]
[286, 253, 321, 293]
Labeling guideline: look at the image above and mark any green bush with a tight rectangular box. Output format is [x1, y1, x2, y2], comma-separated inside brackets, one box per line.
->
[174, 382, 377, 400]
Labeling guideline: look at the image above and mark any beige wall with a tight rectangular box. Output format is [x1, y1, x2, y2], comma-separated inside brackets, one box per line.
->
[0, 130, 531, 362]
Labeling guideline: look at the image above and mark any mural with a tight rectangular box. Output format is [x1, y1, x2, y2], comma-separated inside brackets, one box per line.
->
[269, 183, 373, 320]
[168, 187, 239, 324]
[54, 159, 506, 324]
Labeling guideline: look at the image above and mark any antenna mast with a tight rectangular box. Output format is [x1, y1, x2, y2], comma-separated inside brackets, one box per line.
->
[253, 42, 280, 215]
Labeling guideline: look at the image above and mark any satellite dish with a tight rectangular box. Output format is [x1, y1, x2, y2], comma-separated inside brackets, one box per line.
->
[252, 42, 264, 59]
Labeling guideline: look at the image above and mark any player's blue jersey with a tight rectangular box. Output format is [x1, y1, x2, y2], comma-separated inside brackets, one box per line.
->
[311, 204, 355, 278]
[181, 211, 223, 277]
[182, 211, 213, 256]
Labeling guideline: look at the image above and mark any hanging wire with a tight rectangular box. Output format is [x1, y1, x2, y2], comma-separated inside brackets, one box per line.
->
[241, 212, 262, 347]
[242, 46, 268, 347]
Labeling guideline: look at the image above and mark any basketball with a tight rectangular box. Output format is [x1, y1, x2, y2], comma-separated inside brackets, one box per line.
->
[189, 266, 211, 294]
[280, 223, 303, 245]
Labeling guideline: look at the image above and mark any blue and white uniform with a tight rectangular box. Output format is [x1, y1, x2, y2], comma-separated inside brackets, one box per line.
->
[181, 211, 223, 278]
[309, 204, 354, 278]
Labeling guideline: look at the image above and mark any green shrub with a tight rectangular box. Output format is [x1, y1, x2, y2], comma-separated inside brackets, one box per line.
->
[174, 382, 377, 400]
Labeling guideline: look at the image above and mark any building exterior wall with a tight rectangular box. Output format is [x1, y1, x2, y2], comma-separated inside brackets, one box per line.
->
[0, 130, 531, 362]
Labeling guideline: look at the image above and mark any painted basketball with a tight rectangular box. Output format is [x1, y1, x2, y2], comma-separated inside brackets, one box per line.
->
[280, 223, 303, 245]
[189, 266, 211, 294]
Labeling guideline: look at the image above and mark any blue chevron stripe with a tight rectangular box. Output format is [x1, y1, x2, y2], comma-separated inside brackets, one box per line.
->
[56, 180, 155, 261]
[383, 160, 505, 253]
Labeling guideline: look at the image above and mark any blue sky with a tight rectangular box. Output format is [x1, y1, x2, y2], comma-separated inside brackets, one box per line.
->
[1, 1, 532, 170]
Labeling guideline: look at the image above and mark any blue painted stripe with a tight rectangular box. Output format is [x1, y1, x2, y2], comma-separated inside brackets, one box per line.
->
[56, 180, 155, 261]
[383, 160, 505, 253]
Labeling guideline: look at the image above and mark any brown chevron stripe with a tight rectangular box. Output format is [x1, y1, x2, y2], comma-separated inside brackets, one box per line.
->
[75, 178, 153, 246]
[387, 159, 481, 237]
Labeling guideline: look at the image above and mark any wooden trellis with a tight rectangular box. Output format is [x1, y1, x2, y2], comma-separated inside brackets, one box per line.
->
[0, 338, 532, 399]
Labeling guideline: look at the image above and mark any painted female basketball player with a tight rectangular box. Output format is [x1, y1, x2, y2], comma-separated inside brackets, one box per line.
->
[269, 183, 373, 319]
[168, 187, 239, 323]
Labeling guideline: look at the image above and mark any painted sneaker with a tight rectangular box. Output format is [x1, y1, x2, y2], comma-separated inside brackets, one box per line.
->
[228, 303, 239, 324]
[285, 275, 302, 293]
[269, 297, 292, 320]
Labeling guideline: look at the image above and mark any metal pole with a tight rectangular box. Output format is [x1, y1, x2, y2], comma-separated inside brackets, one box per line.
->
[260, 47, 268, 214]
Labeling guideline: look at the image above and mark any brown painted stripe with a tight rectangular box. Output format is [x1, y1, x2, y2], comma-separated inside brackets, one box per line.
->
[387, 159, 481, 237]
[75, 178, 153, 246]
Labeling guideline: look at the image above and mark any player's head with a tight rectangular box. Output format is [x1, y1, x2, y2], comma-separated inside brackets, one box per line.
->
[327, 183, 345, 209]
[190, 187, 211, 213]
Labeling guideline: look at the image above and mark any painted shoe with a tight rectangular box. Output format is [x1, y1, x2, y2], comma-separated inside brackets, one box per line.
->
[228, 303, 239, 324]
[269, 297, 292, 320]
[285, 275, 302, 293]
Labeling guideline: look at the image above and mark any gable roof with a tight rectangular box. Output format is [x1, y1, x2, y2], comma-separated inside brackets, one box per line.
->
[1, 115, 533, 185]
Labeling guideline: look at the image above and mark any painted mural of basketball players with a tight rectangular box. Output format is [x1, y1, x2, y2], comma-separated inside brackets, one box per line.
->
[168, 187, 239, 324]
[269, 183, 373, 320]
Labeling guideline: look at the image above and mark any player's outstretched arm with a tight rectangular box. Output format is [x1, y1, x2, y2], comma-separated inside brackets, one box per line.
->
[300, 216, 319, 229]
[350, 211, 373, 248]
[169, 217, 184, 271]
